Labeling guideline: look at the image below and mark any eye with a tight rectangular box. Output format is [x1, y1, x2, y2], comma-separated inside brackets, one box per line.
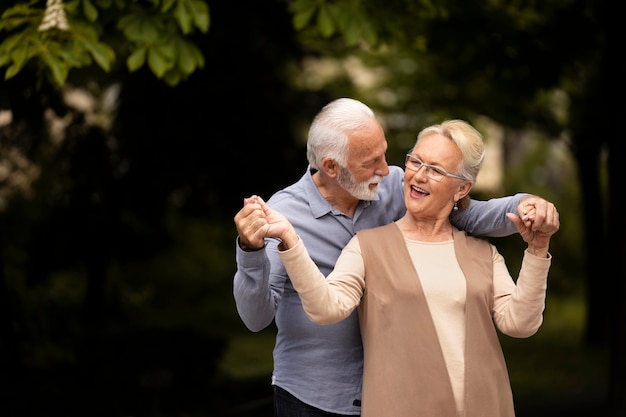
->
[431, 166, 446, 176]
[411, 157, 423, 168]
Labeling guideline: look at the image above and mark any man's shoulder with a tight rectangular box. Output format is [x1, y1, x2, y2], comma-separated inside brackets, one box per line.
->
[376, 165, 405, 201]
[266, 173, 310, 211]
[381, 165, 404, 189]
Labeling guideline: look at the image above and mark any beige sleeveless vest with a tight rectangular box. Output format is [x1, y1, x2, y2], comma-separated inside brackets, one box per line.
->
[356, 223, 515, 417]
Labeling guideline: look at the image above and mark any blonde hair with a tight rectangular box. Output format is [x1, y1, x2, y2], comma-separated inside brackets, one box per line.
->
[414, 119, 485, 182]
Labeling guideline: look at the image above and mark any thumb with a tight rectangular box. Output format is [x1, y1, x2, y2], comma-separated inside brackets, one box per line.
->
[506, 212, 525, 234]
[256, 196, 272, 214]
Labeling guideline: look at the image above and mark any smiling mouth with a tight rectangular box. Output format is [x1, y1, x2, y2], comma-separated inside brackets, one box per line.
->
[411, 185, 429, 196]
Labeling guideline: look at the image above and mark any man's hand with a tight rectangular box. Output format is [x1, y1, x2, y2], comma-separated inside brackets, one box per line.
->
[516, 195, 560, 233]
[509, 195, 560, 258]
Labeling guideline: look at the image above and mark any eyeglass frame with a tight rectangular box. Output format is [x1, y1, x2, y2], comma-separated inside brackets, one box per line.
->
[404, 153, 469, 182]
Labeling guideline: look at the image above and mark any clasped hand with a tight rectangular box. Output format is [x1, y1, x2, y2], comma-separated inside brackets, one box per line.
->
[234, 195, 298, 251]
[509, 195, 560, 257]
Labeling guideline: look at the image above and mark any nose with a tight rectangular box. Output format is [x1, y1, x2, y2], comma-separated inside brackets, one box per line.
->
[376, 157, 390, 177]
[409, 164, 429, 181]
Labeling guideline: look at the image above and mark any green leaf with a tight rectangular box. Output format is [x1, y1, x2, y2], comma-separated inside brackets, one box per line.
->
[82, 0, 99, 21]
[190, 42, 204, 68]
[293, 4, 316, 30]
[9, 46, 29, 73]
[118, 13, 161, 42]
[163, 68, 182, 86]
[0, 32, 28, 60]
[343, 19, 360, 46]
[127, 47, 146, 72]
[156, 42, 176, 61]
[176, 39, 196, 75]
[147, 44, 175, 77]
[327, 3, 346, 26]
[69, 21, 115, 71]
[1, 2, 42, 29]
[361, 19, 378, 47]
[85, 41, 115, 71]
[161, 0, 177, 13]
[187, 0, 210, 32]
[173, 0, 192, 34]
[5, 63, 22, 80]
[0, 54, 10, 67]
[317, 4, 335, 37]
[53, 41, 88, 66]
[41, 51, 69, 85]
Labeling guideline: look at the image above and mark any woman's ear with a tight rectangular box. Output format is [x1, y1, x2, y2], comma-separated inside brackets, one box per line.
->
[455, 181, 473, 204]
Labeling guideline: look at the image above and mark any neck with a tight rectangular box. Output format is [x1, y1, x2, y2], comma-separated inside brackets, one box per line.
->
[396, 214, 453, 242]
[312, 171, 359, 217]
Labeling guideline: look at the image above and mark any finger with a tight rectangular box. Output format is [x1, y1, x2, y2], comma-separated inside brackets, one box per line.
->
[538, 207, 560, 234]
[521, 208, 536, 224]
[532, 201, 556, 232]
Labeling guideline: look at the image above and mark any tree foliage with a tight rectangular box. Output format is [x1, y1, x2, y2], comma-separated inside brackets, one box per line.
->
[1, 0, 624, 415]
[0, 0, 209, 86]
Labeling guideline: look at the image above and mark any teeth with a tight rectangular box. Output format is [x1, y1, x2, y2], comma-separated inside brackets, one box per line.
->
[411, 185, 427, 194]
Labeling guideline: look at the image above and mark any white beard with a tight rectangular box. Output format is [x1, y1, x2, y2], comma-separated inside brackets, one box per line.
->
[337, 166, 383, 201]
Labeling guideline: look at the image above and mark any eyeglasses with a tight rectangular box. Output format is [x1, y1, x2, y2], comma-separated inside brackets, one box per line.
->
[404, 154, 468, 182]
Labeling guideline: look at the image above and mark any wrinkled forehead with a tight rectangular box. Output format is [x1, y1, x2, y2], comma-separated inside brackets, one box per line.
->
[347, 120, 387, 159]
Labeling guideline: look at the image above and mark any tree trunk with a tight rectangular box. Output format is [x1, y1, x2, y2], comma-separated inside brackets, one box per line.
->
[572, 130, 608, 347]
[603, 2, 626, 413]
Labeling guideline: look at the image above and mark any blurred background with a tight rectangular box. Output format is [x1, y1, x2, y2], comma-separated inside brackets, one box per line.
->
[0, 0, 623, 416]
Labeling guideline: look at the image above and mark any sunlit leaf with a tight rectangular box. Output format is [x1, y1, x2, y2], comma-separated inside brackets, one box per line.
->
[147, 45, 174, 77]
[163, 68, 182, 86]
[174, 0, 193, 34]
[5, 62, 22, 79]
[188, 0, 210, 32]
[127, 46, 146, 71]
[190, 42, 204, 68]
[176, 41, 193, 75]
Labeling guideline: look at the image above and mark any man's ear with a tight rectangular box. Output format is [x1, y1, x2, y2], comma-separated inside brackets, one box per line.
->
[321, 157, 338, 178]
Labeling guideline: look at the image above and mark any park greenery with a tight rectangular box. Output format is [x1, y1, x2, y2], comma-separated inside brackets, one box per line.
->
[0, 0, 623, 416]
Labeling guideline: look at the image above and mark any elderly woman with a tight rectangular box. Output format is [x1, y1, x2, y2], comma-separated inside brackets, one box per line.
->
[247, 119, 559, 417]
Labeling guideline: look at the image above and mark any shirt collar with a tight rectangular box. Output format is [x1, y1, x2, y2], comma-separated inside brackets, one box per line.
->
[303, 166, 378, 219]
